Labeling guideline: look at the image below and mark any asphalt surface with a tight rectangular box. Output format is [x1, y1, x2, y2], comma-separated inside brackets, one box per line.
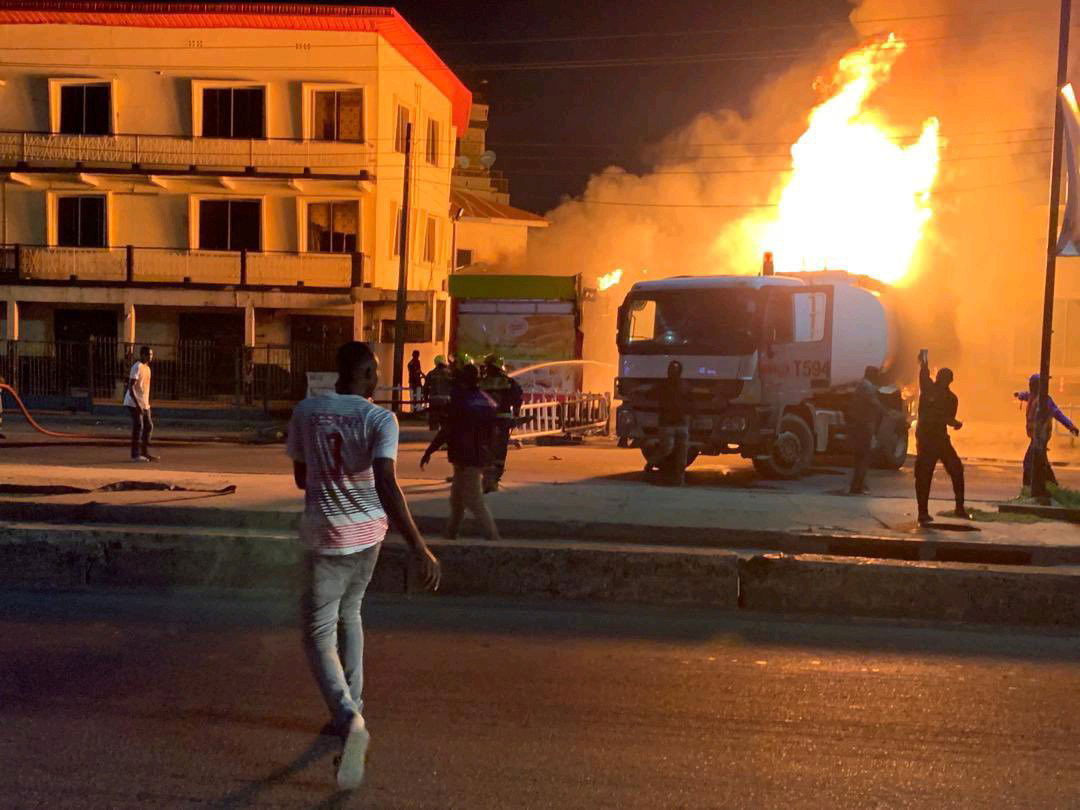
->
[1, 431, 1075, 505]
[2, 590, 1078, 808]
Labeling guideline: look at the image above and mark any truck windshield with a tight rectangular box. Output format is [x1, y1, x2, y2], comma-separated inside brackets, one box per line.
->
[618, 288, 759, 355]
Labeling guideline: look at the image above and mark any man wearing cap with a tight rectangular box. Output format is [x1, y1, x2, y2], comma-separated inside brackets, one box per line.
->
[1015, 372, 1079, 490]
[424, 355, 453, 431]
[479, 354, 523, 492]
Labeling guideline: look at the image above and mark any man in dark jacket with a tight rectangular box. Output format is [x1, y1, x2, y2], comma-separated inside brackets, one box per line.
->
[641, 360, 692, 486]
[420, 364, 501, 541]
[423, 355, 453, 431]
[848, 366, 886, 495]
[914, 351, 966, 524]
[480, 354, 524, 493]
[407, 350, 425, 413]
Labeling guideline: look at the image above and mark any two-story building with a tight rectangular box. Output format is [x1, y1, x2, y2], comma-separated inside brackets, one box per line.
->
[0, 1, 470, 403]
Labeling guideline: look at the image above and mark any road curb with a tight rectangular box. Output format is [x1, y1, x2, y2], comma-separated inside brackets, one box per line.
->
[0, 499, 1076, 566]
[1, 523, 1077, 627]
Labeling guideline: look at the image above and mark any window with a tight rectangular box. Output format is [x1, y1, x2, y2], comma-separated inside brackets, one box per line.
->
[198, 199, 261, 251]
[619, 290, 759, 355]
[59, 84, 111, 135]
[202, 87, 264, 138]
[435, 299, 447, 342]
[793, 292, 827, 343]
[307, 201, 359, 253]
[394, 105, 411, 154]
[57, 196, 107, 247]
[626, 299, 657, 344]
[312, 90, 363, 142]
[456, 248, 474, 269]
[426, 118, 440, 165]
[391, 206, 403, 258]
[424, 216, 437, 263]
[380, 319, 427, 343]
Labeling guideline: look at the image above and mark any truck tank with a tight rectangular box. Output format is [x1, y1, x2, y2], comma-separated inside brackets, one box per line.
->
[780, 270, 909, 388]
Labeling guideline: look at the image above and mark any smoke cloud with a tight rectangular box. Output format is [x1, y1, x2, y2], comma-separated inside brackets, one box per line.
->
[519, 0, 1068, 424]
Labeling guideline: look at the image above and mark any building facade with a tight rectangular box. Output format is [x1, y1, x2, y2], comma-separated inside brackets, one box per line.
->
[450, 93, 547, 273]
[0, 1, 471, 403]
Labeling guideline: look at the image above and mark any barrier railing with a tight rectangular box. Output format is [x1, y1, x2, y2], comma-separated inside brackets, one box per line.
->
[512, 393, 610, 441]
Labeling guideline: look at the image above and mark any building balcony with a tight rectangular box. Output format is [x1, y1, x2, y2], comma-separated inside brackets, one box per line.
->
[0, 244, 367, 289]
[0, 130, 376, 178]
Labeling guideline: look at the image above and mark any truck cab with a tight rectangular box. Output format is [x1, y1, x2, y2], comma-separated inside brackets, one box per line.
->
[614, 272, 909, 478]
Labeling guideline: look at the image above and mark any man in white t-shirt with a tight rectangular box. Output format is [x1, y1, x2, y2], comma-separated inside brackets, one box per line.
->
[122, 346, 155, 461]
[287, 341, 440, 791]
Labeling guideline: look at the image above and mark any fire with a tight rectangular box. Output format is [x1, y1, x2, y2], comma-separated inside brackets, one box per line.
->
[762, 34, 941, 285]
[598, 268, 624, 291]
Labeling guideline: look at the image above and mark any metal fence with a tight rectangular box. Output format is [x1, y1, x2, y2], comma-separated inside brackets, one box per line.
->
[512, 394, 611, 441]
[0, 338, 341, 408]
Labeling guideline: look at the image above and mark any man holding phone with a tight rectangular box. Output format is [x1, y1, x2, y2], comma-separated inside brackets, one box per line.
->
[914, 349, 967, 524]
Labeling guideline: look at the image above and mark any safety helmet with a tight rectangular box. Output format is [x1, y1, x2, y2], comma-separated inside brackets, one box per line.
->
[434, 355, 446, 366]
[484, 353, 505, 370]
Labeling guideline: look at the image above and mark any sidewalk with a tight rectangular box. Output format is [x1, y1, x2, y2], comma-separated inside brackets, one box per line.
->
[2, 461, 1078, 565]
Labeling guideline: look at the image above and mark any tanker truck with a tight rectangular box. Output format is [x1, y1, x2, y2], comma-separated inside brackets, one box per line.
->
[614, 269, 912, 479]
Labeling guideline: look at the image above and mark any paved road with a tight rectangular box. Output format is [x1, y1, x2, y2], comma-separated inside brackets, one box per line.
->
[1, 432, 1075, 505]
[2, 590, 1078, 808]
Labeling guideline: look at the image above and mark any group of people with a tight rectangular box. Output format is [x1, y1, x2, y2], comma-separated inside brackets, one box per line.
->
[852, 350, 1078, 525]
[417, 351, 524, 542]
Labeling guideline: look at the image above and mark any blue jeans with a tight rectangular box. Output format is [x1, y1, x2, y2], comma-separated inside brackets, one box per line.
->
[301, 545, 381, 728]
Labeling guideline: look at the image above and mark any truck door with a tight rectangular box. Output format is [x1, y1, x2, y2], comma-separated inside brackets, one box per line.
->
[760, 285, 834, 410]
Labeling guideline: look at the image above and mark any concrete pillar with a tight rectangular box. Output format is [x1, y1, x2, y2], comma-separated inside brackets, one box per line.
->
[352, 300, 365, 341]
[4, 298, 18, 342]
[122, 302, 136, 345]
[243, 304, 256, 348]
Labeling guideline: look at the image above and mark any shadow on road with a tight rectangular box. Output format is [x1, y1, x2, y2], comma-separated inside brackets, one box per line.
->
[211, 734, 349, 809]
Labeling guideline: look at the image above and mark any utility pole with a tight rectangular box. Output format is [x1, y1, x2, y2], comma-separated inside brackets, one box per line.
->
[392, 122, 413, 415]
[1033, 0, 1073, 500]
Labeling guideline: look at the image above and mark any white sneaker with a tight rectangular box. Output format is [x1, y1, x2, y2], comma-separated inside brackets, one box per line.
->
[131, 456, 150, 463]
[336, 716, 369, 790]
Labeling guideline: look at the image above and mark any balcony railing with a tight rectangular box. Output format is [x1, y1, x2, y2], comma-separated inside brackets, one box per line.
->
[0, 244, 367, 289]
[0, 130, 376, 175]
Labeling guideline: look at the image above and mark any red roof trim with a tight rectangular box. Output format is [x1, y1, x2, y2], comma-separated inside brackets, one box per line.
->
[0, 2, 472, 131]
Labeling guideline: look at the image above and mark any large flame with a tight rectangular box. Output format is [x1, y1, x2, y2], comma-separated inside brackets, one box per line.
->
[598, 268, 624, 291]
[762, 34, 940, 285]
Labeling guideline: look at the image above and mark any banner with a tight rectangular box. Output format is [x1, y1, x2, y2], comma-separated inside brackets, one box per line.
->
[455, 312, 580, 393]
[1057, 83, 1080, 256]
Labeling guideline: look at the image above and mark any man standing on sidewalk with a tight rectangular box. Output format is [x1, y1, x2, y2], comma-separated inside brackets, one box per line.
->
[914, 350, 966, 524]
[407, 350, 425, 413]
[848, 366, 886, 495]
[1014, 372, 1079, 491]
[287, 341, 440, 790]
[122, 346, 155, 462]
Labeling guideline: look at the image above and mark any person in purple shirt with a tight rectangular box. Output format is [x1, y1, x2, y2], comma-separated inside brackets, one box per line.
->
[1015, 373, 1079, 489]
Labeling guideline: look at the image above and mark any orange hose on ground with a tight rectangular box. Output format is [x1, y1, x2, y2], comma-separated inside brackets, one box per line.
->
[0, 383, 111, 440]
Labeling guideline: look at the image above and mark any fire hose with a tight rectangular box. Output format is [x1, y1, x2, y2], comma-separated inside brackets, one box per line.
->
[0, 383, 224, 445]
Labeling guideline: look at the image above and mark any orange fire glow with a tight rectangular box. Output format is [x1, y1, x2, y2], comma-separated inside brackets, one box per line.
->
[762, 34, 940, 285]
[598, 268, 624, 291]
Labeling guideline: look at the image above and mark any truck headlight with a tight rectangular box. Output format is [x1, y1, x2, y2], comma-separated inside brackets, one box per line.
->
[719, 415, 748, 432]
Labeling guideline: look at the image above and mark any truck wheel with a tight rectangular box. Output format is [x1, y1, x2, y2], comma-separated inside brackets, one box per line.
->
[873, 426, 909, 470]
[752, 414, 814, 479]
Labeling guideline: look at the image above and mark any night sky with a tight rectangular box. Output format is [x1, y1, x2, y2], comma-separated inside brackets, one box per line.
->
[392, 0, 856, 212]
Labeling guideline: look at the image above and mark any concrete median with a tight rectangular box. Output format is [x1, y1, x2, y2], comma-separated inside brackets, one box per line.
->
[2, 521, 1078, 627]
[739, 553, 1080, 627]
[0, 524, 741, 608]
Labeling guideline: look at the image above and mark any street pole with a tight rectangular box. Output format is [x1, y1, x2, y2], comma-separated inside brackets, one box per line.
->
[392, 122, 413, 415]
[1033, 0, 1073, 500]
